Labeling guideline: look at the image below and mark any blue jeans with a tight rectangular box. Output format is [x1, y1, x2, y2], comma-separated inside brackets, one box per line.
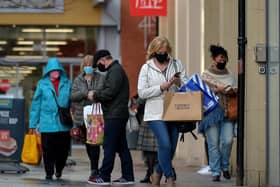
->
[205, 119, 234, 176]
[148, 120, 178, 178]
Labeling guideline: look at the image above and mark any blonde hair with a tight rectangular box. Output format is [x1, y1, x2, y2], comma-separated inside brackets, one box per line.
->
[146, 36, 172, 59]
[80, 55, 93, 73]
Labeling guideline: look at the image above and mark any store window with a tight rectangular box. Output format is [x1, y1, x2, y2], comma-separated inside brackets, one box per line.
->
[0, 25, 118, 130]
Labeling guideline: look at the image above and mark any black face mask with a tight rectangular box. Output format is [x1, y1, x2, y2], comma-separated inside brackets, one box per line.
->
[97, 63, 107, 72]
[155, 53, 168, 63]
[216, 62, 227, 70]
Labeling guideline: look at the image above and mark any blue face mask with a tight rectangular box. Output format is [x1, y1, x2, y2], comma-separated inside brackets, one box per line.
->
[83, 66, 93, 75]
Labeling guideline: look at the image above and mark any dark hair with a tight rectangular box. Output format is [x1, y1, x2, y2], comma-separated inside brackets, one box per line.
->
[209, 45, 228, 60]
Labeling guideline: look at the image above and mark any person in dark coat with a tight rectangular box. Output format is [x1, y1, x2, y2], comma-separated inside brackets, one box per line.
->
[87, 49, 134, 185]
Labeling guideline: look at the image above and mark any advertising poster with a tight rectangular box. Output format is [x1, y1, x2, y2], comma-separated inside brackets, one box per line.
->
[0, 99, 25, 162]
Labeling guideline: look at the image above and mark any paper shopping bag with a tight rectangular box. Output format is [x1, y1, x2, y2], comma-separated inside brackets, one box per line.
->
[163, 91, 203, 121]
[21, 133, 42, 165]
[84, 103, 104, 145]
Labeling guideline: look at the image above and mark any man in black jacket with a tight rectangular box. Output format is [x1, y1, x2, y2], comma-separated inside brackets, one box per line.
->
[87, 49, 134, 185]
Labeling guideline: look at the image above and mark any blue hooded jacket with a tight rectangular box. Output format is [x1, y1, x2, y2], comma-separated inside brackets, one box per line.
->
[29, 58, 72, 132]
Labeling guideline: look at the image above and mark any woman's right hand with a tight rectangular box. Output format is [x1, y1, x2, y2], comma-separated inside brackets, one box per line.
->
[28, 128, 36, 134]
[160, 81, 171, 91]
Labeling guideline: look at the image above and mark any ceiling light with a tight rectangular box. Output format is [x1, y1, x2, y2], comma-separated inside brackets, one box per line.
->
[17, 41, 34, 45]
[42, 41, 67, 45]
[45, 29, 73, 33]
[12, 47, 33, 51]
[0, 41, 7, 45]
[22, 28, 43, 32]
[46, 47, 59, 51]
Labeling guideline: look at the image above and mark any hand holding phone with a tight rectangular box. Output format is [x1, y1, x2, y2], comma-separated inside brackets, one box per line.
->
[174, 72, 181, 78]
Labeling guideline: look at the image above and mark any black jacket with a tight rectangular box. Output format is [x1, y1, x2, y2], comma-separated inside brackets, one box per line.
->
[93, 60, 129, 119]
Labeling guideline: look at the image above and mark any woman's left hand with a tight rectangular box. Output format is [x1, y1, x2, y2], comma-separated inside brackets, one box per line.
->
[169, 76, 181, 87]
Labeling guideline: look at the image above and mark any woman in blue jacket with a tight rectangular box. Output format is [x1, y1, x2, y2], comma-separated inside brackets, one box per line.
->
[29, 57, 72, 180]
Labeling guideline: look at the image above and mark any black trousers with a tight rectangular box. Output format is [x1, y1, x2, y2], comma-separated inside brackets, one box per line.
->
[81, 125, 100, 171]
[99, 118, 134, 182]
[41, 131, 71, 176]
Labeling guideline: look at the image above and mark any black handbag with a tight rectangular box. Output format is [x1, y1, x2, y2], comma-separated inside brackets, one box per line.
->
[175, 122, 197, 142]
[53, 92, 73, 127]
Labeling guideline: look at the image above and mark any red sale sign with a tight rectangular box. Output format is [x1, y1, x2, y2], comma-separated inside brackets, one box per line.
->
[130, 0, 167, 16]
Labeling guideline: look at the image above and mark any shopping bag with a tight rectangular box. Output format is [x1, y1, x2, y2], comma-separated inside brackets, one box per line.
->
[180, 73, 219, 114]
[126, 108, 139, 150]
[227, 96, 237, 121]
[83, 103, 104, 145]
[21, 132, 42, 165]
[163, 91, 203, 121]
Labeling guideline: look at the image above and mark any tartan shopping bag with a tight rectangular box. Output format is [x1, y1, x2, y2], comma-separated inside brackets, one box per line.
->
[83, 103, 104, 145]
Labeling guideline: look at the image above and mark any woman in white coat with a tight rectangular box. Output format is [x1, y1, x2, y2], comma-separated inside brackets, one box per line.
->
[137, 36, 186, 187]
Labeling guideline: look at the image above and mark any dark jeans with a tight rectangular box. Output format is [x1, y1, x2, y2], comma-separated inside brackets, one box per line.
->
[99, 118, 134, 182]
[41, 131, 71, 177]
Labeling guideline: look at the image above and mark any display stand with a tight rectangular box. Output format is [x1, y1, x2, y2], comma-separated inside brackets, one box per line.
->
[0, 98, 30, 174]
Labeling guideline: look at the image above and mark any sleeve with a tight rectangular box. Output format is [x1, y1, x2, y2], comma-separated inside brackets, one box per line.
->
[94, 68, 123, 102]
[137, 64, 162, 99]
[29, 83, 42, 129]
[71, 77, 88, 102]
[175, 59, 188, 87]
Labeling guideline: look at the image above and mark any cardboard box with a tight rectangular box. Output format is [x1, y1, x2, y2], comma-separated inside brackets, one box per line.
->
[163, 91, 203, 121]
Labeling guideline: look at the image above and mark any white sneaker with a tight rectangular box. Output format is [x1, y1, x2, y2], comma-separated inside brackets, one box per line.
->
[197, 165, 211, 175]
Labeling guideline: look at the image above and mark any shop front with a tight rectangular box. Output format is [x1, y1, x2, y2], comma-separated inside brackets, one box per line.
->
[267, 0, 280, 185]
[0, 0, 120, 129]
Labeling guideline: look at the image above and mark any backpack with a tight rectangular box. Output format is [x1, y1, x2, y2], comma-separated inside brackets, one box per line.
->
[176, 122, 198, 142]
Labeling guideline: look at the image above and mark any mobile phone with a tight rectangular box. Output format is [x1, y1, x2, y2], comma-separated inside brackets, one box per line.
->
[174, 72, 181, 77]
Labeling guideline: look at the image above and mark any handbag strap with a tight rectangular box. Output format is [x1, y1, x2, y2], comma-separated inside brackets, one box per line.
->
[51, 91, 61, 108]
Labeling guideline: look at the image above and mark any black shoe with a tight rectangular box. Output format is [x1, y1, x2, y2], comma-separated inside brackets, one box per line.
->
[45, 175, 53, 180]
[212, 175, 220, 182]
[223, 171, 231, 179]
[55, 172, 62, 179]
[140, 176, 151, 183]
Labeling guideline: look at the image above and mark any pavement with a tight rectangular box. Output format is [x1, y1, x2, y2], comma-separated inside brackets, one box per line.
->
[0, 145, 236, 187]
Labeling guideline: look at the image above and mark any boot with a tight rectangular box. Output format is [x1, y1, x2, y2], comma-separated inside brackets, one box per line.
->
[150, 172, 162, 187]
[140, 169, 152, 183]
[166, 177, 175, 187]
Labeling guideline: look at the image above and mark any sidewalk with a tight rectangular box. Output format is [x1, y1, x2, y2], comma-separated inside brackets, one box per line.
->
[0, 145, 235, 187]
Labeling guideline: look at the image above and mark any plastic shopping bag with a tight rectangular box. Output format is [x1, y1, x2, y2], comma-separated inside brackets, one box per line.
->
[21, 132, 42, 165]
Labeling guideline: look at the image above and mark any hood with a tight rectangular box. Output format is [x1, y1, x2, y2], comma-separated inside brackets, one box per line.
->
[43, 58, 66, 78]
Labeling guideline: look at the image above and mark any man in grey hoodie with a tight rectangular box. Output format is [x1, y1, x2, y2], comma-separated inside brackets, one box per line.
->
[87, 49, 134, 185]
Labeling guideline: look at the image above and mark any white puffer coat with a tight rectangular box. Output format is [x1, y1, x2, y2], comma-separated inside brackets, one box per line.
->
[137, 58, 187, 121]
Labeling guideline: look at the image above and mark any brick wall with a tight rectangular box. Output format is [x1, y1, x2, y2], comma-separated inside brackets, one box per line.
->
[121, 0, 156, 97]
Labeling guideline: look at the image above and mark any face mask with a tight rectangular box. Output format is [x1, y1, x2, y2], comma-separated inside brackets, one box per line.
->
[155, 53, 168, 63]
[83, 66, 93, 75]
[216, 62, 227, 70]
[97, 63, 107, 72]
[50, 71, 60, 80]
